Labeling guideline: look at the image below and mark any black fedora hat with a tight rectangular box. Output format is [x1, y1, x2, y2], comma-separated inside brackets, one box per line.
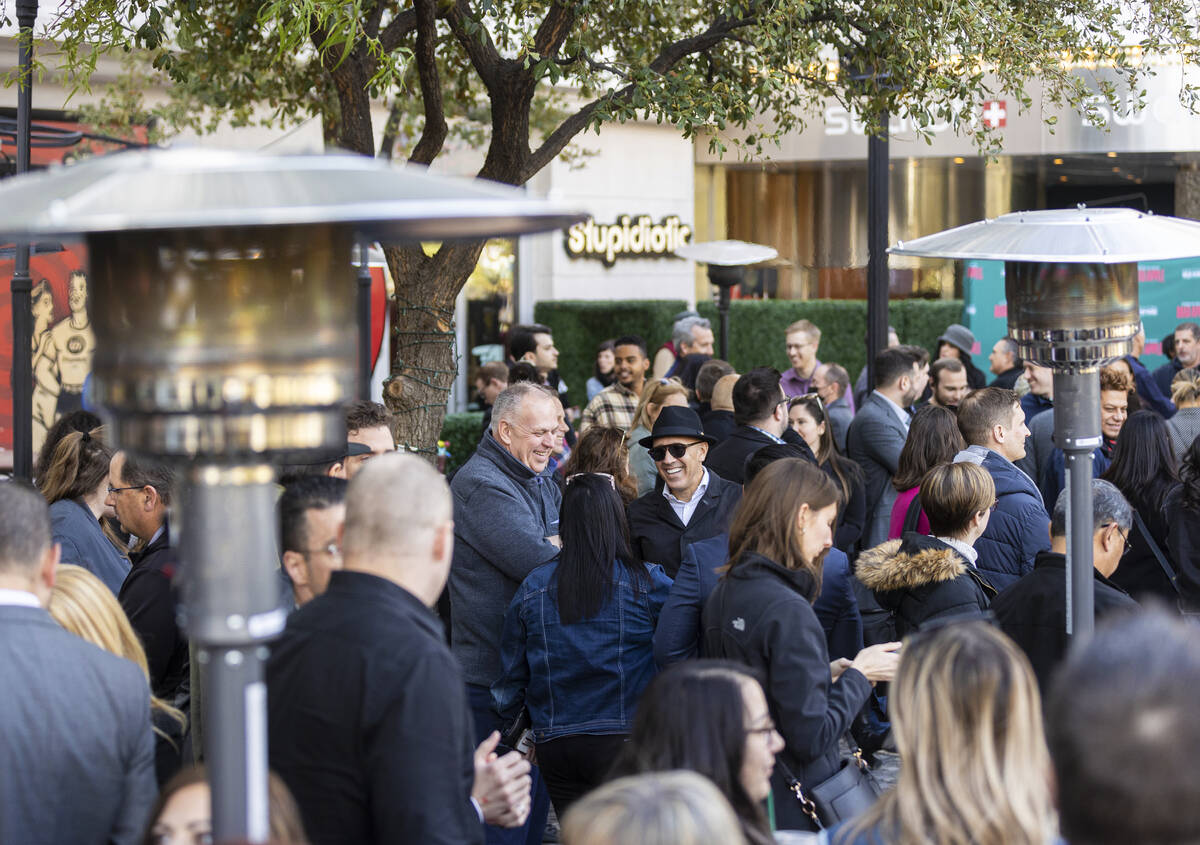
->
[638, 405, 717, 449]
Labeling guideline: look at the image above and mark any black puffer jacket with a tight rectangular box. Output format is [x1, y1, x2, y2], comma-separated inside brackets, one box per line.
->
[855, 532, 996, 640]
[701, 552, 872, 831]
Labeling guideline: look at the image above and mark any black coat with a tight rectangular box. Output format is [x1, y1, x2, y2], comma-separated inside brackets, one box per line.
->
[1163, 485, 1200, 612]
[854, 533, 995, 640]
[267, 571, 481, 845]
[991, 551, 1138, 690]
[119, 523, 189, 710]
[702, 552, 873, 831]
[704, 425, 815, 484]
[1108, 493, 1179, 606]
[989, 366, 1022, 390]
[822, 458, 866, 556]
[628, 471, 742, 578]
[700, 408, 737, 443]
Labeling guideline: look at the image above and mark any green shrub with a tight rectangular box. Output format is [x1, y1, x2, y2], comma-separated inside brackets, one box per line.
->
[439, 411, 485, 475]
[534, 299, 688, 406]
[697, 299, 964, 378]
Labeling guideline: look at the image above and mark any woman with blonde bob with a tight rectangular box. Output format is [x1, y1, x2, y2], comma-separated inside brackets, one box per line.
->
[627, 378, 690, 495]
[702, 459, 901, 831]
[831, 621, 1057, 845]
[561, 771, 748, 845]
[47, 565, 187, 786]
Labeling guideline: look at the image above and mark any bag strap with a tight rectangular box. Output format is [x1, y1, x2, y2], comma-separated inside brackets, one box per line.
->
[902, 491, 923, 534]
[772, 731, 870, 831]
[1132, 509, 1182, 596]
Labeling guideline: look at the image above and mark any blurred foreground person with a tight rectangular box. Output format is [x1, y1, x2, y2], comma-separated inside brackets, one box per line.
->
[142, 765, 308, 845]
[268, 454, 532, 845]
[1048, 610, 1200, 845]
[832, 622, 1056, 845]
[0, 484, 155, 845]
[1163, 434, 1200, 615]
[562, 771, 747, 845]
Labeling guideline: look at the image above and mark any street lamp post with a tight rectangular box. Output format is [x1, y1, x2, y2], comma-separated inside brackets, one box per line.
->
[891, 207, 1200, 637]
[0, 148, 583, 841]
[675, 240, 778, 360]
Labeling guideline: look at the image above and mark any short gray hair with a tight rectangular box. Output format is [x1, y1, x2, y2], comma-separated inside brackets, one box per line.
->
[342, 453, 451, 562]
[1051, 479, 1132, 537]
[819, 362, 850, 394]
[0, 482, 51, 575]
[491, 382, 556, 434]
[672, 316, 712, 349]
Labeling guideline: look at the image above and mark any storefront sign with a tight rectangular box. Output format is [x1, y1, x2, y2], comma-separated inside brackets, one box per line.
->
[564, 215, 692, 266]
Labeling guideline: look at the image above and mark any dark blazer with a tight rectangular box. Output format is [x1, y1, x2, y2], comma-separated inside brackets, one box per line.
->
[628, 471, 742, 578]
[268, 570, 482, 845]
[119, 522, 189, 709]
[704, 424, 815, 484]
[1152, 357, 1184, 400]
[989, 366, 1022, 390]
[826, 395, 854, 454]
[0, 604, 156, 845]
[847, 393, 909, 549]
[700, 408, 737, 443]
[702, 552, 873, 832]
[1127, 355, 1175, 418]
[653, 535, 861, 666]
[991, 551, 1138, 689]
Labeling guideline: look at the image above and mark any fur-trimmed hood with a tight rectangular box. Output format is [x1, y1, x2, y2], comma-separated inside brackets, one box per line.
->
[855, 536, 968, 592]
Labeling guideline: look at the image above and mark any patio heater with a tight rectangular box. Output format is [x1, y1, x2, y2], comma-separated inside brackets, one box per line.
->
[891, 207, 1200, 637]
[0, 147, 583, 842]
[676, 239, 778, 360]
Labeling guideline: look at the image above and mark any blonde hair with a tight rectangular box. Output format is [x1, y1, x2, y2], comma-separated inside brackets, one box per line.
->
[920, 462, 996, 537]
[786, 318, 821, 343]
[47, 565, 186, 739]
[561, 771, 747, 845]
[630, 378, 689, 434]
[836, 622, 1056, 845]
[1171, 367, 1200, 407]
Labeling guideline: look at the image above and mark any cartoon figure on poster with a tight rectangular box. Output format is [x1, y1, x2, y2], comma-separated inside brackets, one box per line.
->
[31, 269, 95, 454]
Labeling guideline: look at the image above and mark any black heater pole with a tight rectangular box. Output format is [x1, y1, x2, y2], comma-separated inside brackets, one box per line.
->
[10, 0, 37, 481]
[865, 114, 889, 392]
[356, 241, 372, 400]
[707, 265, 742, 361]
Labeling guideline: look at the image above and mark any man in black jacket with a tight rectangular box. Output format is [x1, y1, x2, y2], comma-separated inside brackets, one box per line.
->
[109, 450, 189, 713]
[705, 367, 814, 484]
[628, 406, 741, 578]
[991, 479, 1139, 690]
[267, 453, 532, 845]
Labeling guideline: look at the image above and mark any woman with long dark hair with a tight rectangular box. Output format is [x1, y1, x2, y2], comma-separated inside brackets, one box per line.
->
[611, 661, 783, 845]
[1163, 434, 1200, 615]
[887, 405, 965, 540]
[788, 394, 866, 555]
[1100, 410, 1181, 605]
[39, 427, 130, 594]
[702, 459, 900, 832]
[493, 473, 672, 817]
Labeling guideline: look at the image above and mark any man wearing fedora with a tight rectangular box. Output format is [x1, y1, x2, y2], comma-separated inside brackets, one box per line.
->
[627, 406, 742, 579]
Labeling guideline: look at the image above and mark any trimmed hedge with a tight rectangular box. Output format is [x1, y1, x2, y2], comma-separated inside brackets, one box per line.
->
[534, 299, 688, 407]
[439, 411, 484, 475]
[697, 299, 964, 378]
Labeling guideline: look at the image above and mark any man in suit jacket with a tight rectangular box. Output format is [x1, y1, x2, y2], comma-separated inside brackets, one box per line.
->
[847, 346, 930, 549]
[813, 363, 854, 452]
[0, 484, 156, 845]
[629, 406, 742, 578]
[705, 367, 815, 484]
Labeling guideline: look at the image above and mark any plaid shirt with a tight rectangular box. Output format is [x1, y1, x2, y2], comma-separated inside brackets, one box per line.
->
[580, 382, 639, 433]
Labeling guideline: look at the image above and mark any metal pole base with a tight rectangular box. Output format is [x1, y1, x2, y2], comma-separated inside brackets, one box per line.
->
[1053, 370, 1100, 639]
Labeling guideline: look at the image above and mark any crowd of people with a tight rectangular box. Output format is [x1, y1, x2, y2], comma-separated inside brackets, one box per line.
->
[5, 314, 1200, 844]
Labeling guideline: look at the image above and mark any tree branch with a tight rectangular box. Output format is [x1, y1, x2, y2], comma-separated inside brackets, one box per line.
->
[523, 14, 760, 179]
[532, 0, 578, 59]
[447, 0, 504, 93]
[378, 94, 406, 159]
[364, 0, 386, 40]
[410, 0, 447, 164]
[379, 7, 418, 54]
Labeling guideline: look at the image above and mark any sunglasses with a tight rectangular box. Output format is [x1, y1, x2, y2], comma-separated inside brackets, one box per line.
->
[648, 441, 705, 462]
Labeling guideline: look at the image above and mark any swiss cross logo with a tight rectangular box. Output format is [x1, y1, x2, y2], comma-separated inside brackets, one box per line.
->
[982, 100, 1007, 129]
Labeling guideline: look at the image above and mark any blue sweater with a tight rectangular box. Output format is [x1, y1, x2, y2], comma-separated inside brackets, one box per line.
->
[49, 499, 130, 595]
[449, 432, 562, 686]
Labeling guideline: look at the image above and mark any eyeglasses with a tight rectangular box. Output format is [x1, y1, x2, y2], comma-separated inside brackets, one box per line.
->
[106, 483, 142, 495]
[566, 472, 616, 490]
[745, 719, 778, 737]
[648, 441, 705, 462]
[1101, 523, 1132, 557]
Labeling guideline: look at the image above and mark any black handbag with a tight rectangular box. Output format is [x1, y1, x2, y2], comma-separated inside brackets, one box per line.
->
[778, 739, 882, 829]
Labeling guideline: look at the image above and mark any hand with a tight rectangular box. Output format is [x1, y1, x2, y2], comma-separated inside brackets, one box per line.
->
[546, 534, 562, 549]
[473, 732, 533, 828]
[849, 642, 902, 684]
[829, 657, 853, 683]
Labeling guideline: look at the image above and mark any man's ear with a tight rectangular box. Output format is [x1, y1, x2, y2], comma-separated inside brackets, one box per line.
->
[327, 462, 347, 480]
[431, 520, 454, 569]
[281, 550, 309, 588]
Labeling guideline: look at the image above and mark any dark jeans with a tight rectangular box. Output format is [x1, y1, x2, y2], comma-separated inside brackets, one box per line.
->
[536, 733, 627, 819]
[467, 683, 550, 845]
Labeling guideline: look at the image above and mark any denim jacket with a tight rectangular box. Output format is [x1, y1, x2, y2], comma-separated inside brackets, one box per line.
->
[492, 558, 672, 742]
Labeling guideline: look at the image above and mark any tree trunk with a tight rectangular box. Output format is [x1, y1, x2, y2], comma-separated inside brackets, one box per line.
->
[383, 240, 486, 455]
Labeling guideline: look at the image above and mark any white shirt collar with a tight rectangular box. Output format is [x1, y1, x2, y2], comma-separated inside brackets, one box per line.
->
[934, 536, 979, 566]
[0, 589, 41, 609]
[663, 468, 710, 527]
